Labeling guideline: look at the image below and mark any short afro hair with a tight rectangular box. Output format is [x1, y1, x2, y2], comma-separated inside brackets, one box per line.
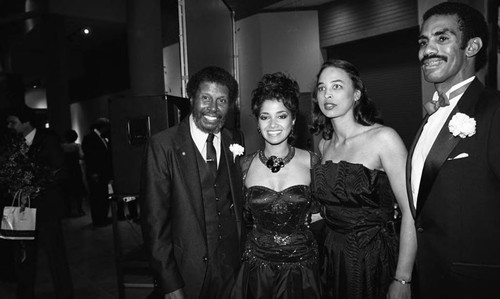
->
[186, 66, 238, 105]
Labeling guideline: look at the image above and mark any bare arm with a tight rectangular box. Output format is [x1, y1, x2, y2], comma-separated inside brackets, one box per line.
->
[378, 128, 417, 299]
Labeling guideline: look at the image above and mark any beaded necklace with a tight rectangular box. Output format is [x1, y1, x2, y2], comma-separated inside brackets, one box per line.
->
[258, 145, 295, 173]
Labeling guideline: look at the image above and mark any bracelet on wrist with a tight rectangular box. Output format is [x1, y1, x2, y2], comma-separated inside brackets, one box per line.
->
[393, 277, 411, 285]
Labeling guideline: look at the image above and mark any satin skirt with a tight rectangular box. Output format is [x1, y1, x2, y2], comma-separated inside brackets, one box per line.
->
[231, 229, 322, 299]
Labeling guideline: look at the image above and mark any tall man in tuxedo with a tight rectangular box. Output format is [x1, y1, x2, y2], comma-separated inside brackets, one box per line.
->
[82, 117, 113, 227]
[5, 105, 73, 299]
[140, 66, 244, 299]
[408, 2, 500, 298]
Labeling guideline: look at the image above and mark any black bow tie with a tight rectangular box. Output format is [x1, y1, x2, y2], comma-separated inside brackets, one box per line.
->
[424, 93, 449, 115]
[423, 83, 471, 115]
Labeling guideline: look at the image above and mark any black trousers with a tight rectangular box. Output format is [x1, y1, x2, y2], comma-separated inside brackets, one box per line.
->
[200, 232, 241, 299]
[87, 176, 110, 226]
[14, 218, 73, 299]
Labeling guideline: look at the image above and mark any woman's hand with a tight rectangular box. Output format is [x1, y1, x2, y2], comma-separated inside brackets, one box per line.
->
[387, 280, 411, 299]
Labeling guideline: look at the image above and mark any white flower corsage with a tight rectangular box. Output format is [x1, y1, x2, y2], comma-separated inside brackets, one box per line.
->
[448, 112, 476, 138]
[229, 143, 245, 162]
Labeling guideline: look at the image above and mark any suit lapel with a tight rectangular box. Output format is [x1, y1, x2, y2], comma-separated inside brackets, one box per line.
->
[175, 118, 207, 236]
[416, 107, 461, 216]
[407, 114, 429, 218]
[175, 119, 243, 240]
[28, 130, 40, 155]
[415, 78, 483, 216]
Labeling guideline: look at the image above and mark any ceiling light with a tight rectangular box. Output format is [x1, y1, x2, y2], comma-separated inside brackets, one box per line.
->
[82, 27, 91, 36]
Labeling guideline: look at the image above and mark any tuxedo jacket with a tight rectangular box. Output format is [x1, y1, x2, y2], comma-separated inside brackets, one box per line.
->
[28, 129, 66, 222]
[406, 78, 500, 298]
[82, 130, 112, 180]
[140, 117, 244, 298]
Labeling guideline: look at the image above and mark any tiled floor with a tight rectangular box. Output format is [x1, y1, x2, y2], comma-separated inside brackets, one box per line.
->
[0, 201, 154, 299]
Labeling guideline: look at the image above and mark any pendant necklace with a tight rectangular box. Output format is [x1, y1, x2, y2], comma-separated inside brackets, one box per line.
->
[258, 145, 295, 173]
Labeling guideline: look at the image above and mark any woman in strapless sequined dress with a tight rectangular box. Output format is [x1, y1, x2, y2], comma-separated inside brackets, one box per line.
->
[231, 72, 322, 299]
[309, 60, 417, 299]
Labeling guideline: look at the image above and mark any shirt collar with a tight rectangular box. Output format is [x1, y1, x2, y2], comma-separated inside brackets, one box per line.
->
[432, 76, 475, 103]
[189, 114, 221, 147]
[25, 128, 36, 146]
[93, 128, 102, 137]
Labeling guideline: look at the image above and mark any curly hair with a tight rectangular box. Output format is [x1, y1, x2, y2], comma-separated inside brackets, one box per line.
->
[251, 72, 300, 119]
[310, 59, 381, 140]
[186, 66, 239, 106]
[423, 2, 489, 72]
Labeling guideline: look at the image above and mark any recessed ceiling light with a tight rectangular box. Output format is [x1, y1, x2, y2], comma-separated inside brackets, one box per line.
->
[82, 27, 91, 36]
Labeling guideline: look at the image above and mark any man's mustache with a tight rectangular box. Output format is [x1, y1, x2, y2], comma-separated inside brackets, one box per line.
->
[421, 54, 448, 65]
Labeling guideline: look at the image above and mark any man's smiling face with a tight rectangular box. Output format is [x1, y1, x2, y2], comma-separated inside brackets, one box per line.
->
[191, 81, 230, 134]
[418, 14, 469, 90]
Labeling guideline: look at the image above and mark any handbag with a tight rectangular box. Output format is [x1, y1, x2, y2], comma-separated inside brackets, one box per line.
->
[0, 190, 37, 240]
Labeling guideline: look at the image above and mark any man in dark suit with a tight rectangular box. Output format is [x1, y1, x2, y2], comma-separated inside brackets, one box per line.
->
[82, 117, 113, 227]
[140, 66, 244, 299]
[5, 105, 73, 299]
[408, 3, 500, 298]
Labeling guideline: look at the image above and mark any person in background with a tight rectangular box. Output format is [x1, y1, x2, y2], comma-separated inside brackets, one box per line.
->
[231, 72, 322, 298]
[5, 104, 73, 299]
[61, 129, 86, 217]
[140, 66, 244, 299]
[310, 59, 416, 299]
[82, 117, 113, 227]
[409, 3, 500, 298]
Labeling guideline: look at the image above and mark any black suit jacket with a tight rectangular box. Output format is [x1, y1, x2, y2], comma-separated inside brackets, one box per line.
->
[140, 117, 244, 298]
[82, 130, 112, 181]
[406, 78, 500, 298]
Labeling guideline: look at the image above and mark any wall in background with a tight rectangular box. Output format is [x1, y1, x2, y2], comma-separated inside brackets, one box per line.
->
[185, 0, 234, 77]
[237, 10, 323, 154]
[70, 93, 110, 144]
[163, 42, 182, 97]
[327, 28, 422, 148]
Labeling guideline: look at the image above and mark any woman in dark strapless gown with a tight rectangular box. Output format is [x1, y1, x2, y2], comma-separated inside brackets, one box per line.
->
[233, 152, 321, 299]
[310, 60, 417, 299]
[313, 161, 399, 298]
[231, 72, 322, 299]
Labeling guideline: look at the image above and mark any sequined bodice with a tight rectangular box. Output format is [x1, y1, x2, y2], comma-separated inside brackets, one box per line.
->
[238, 150, 320, 266]
[243, 184, 317, 265]
[234, 183, 321, 297]
[246, 185, 312, 236]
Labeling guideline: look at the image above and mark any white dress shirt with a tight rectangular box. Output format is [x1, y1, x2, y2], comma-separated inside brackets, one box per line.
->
[94, 128, 108, 149]
[24, 128, 36, 147]
[189, 114, 221, 168]
[411, 76, 475, 208]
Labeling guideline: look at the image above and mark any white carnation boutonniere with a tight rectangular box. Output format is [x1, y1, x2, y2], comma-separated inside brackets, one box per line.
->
[448, 112, 476, 138]
[229, 143, 245, 162]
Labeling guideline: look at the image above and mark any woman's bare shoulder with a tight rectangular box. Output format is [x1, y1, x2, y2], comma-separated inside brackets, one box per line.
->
[365, 124, 402, 144]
